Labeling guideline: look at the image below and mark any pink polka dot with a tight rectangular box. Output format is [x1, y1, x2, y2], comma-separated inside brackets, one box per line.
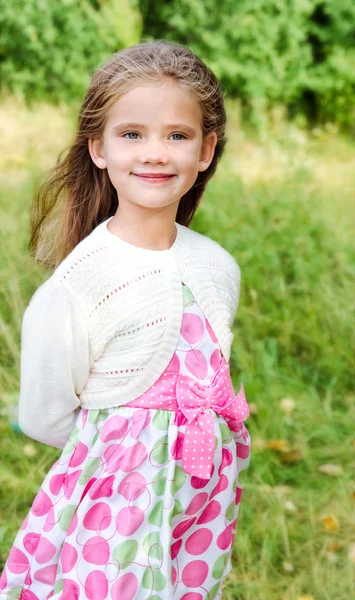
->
[209, 474, 229, 499]
[49, 472, 65, 495]
[23, 532, 40, 555]
[185, 492, 208, 516]
[111, 572, 138, 600]
[130, 409, 151, 439]
[21, 591, 39, 600]
[61, 542, 78, 573]
[34, 537, 57, 564]
[170, 538, 182, 559]
[31, 489, 52, 517]
[182, 560, 208, 587]
[84, 570, 108, 600]
[236, 486, 243, 505]
[7, 546, 29, 574]
[185, 528, 213, 555]
[24, 569, 32, 586]
[172, 517, 196, 539]
[69, 442, 88, 468]
[33, 564, 58, 585]
[185, 349, 208, 379]
[117, 472, 147, 501]
[206, 319, 218, 343]
[166, 353, 180, 373]
[89, 476, 114, 500]
[216, 523, 234, 550]
[172, 565, 177, 585]
[115, 506, 144, 536]
[100, 415, 129, 443]
[120, 442, 147, 472]
[181, 594, 203, 600]
[0, 568, 7, 590]
[80, 478, 97, 502]
[64, 470, 82, 500]
[181, 313, 204, 344]
[103, 444, 126, 472]
[210, 349, 221, 372]
[171, 432, 185, 460]
[236, 442, 251, 460]
[196, 500, 221, 524]
[83, 536, 110, 565]
[83, 502, 112, 531]
[218, 447, 233, 476]
[44, 507, 56, 532]
[60, 579, 80, 600]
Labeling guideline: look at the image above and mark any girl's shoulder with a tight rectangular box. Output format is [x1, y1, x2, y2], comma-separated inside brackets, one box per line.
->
[179, 224, 241, 279]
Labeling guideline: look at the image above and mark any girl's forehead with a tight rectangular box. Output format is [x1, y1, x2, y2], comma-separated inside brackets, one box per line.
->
[106, 80, 202, 126]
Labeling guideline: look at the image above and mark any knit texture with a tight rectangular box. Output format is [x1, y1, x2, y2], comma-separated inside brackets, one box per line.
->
[18, 217, 241, 448]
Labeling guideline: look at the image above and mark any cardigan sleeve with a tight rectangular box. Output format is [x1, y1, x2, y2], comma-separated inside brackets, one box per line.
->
[18, 278, 93, 449]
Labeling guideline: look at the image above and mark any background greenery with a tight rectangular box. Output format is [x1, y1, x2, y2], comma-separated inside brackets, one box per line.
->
[1, 0, 355, 127]
[0, 1, 354, 599]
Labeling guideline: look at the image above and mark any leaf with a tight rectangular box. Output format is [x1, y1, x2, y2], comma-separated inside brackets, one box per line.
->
[280, 397, 295, 415]
[317, 464, 343, 476]
[321, 515, 340, 532]
[266, 439, 292, 453]
[282, 561, 294, 572]
[280, 449, 303, 463]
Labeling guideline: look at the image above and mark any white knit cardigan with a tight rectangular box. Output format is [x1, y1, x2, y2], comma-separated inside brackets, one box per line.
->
[18, 216, 241, 449]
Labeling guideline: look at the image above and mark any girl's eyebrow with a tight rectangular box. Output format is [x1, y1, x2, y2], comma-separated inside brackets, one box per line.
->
[112, 122, 197, 135]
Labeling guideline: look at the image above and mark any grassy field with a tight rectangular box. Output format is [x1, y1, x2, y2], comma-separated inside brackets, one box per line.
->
[0, 98, 354, 599]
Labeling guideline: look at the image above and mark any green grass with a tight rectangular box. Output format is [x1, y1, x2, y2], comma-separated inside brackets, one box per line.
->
[0, 99, 354, 599]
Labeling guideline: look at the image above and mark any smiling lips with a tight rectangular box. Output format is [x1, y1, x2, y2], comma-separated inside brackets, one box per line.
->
[133, 173, 176, 183]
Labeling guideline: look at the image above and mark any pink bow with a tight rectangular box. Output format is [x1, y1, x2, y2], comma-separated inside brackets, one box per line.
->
[176, 362, 249, 479]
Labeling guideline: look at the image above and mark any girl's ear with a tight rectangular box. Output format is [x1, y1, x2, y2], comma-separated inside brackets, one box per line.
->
[88, 138, 107, 169]
[198, 131, 218, 172]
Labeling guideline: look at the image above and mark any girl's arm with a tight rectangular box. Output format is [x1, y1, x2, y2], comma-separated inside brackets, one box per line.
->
[18, 279, 92, 449]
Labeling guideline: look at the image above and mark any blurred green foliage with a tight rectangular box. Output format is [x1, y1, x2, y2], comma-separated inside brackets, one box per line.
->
[137, 0, 355, 128]
[0, 0, 141, 101]
[0, 0, 354, 124]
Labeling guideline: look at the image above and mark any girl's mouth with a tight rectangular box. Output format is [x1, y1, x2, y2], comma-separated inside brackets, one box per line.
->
[133, 173, 176, 183]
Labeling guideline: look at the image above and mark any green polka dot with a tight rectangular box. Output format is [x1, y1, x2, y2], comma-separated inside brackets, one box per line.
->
[152, 468, 168, 495]
[152, 435, 169, 465]
[113, 540, 138, 570]
[170, 465, 186, 494]
[58, 504, 77, 532]
[219, 423, 232, 444]
[148, 500, 164, 527]
[142, 567, 167, 591]
[212, 553, 229, 579]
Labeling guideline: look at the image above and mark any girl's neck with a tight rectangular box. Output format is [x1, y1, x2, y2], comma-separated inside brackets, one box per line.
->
[107, 213, 178, 251]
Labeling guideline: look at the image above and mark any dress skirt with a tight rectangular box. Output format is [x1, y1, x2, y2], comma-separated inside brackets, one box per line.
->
[0, 284, 251, 600]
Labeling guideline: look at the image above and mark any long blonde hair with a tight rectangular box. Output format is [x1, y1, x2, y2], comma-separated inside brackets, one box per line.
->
[29, 40, 227, 270]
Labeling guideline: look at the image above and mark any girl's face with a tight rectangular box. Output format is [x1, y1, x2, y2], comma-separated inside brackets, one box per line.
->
[88, 79, 217, 217]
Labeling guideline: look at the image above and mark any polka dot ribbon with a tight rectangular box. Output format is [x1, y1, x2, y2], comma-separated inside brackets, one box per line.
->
[176, 362, 250, 479]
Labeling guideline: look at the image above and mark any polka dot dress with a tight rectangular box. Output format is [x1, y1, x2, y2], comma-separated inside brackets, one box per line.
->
[0, 284, 251, 600]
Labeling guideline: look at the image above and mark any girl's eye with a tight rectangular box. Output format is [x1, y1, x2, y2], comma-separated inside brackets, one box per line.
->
[123, 132, 140, 139]
[169, 133, 186, 141]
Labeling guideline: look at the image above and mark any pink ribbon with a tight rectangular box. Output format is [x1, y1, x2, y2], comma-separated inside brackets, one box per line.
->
[176, 362, 249, 480]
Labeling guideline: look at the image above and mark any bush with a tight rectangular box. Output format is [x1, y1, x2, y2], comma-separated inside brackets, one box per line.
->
[137, 0, 355, 128]
[0, 0, 141, 102]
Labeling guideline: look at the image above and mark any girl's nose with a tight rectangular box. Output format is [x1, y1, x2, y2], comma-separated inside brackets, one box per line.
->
[139, 140, 169, 165]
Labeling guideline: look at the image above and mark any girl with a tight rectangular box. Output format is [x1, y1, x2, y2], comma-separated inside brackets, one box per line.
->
[0, 40, 251, 599]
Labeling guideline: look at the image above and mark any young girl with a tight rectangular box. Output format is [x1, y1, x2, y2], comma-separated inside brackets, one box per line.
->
[0, 40, 251, 599]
